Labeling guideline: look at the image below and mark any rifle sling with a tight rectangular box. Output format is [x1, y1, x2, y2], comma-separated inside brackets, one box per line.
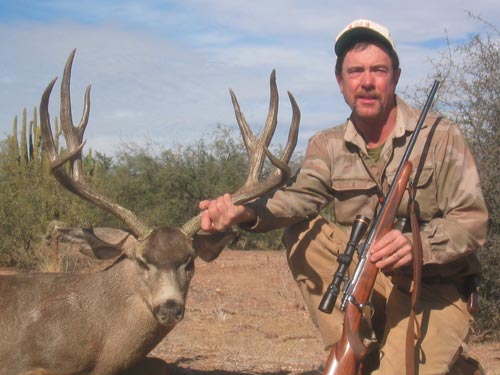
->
[403, 117, 442, 375]
[405, 182, 423, 375]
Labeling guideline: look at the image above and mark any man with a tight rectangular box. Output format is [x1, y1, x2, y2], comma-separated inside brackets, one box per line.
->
[199, 19, 488, 374]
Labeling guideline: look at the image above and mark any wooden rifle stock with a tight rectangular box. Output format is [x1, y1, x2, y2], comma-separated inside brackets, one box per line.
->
[322, 162, 412, 375]
[321, 81, 440, 375]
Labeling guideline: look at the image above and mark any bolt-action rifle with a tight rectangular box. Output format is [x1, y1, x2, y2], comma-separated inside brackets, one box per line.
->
[318, 80, 440, 375]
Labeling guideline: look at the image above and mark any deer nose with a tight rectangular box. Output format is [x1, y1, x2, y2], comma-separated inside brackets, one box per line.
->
[155, 300, 185, 326]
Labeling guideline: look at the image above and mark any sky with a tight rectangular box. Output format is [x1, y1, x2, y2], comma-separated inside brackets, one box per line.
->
[1, 0, 499, 156]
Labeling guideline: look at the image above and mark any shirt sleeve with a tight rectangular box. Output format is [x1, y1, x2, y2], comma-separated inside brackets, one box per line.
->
[242, 132, 335, 232]
[420, 121, 488, 265]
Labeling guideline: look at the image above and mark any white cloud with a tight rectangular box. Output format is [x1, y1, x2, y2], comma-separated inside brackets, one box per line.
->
[1, 0, 499, 155]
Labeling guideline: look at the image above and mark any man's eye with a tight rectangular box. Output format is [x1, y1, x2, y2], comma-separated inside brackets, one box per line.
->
[347, 69, 363, 78]
[372, 67, 389, 75]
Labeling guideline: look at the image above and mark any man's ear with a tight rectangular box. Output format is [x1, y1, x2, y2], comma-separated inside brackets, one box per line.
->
[336, 72, 344, 95]
[394, 68, 402, 86]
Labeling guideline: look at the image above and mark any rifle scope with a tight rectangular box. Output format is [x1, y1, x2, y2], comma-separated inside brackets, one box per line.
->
[318, 215, 371, 314]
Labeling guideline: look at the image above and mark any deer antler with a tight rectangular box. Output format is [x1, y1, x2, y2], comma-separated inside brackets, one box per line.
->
[181, 70, 300, 237]
[40, 49, 153, 241]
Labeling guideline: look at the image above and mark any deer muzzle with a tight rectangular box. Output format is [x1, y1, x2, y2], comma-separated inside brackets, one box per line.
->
[154, 299, 185, 326]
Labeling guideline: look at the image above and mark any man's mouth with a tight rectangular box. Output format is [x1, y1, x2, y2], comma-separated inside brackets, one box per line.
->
[355, 93, 380, 105]
[356, 92, 379, 100]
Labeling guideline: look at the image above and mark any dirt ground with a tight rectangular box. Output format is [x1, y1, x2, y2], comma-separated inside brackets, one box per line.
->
[146, 250, 500, 375]
[2, 249, 498, 374]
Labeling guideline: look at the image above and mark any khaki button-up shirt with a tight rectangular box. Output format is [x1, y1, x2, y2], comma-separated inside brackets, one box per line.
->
[246, 96, 488, 279]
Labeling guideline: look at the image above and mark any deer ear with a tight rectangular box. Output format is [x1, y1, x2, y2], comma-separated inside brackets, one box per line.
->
[52, 226, 138, 260]
[49, 225, 140, 273]
[192, 230, 236, 262]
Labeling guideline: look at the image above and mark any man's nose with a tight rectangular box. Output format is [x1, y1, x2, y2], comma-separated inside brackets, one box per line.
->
[360, 71, 375, 87]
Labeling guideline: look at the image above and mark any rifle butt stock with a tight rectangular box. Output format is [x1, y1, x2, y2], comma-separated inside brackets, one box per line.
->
[322, 341, 359, 375]
[322, 306, 367, 375]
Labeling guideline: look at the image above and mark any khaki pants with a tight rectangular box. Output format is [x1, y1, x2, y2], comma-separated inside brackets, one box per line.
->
[282, 216, 482, 375]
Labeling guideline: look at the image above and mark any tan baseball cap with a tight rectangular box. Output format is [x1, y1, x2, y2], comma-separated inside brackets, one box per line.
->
[334, 19, 397, 57]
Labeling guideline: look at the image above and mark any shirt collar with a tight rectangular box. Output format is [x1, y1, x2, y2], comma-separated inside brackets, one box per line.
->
[344, 95, 420, 148]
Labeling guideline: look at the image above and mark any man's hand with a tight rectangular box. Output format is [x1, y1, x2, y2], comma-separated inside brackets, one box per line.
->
[199, 193, 256, 232]
[369, 229, 413, 272]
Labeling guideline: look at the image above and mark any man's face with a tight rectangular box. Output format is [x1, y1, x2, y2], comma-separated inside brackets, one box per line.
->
[336, 43, 401, 125]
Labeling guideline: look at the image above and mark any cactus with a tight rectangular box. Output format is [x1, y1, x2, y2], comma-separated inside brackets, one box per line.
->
[32, 106, 41, 163]
[10, 115, 20, 160]
[20, 109, 28, 166]
[29, 120, 34, 162]
[8, 106, 99, 179]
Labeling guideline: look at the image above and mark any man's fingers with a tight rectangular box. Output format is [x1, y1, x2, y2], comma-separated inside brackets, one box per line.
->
[370, 233, 397, 261]
[199, 200, 210, 210]
[198, 194, 249, 232]
[200, 209, 214, 232]
[380, 251, 412, 272]
[370, 230, 413, 270]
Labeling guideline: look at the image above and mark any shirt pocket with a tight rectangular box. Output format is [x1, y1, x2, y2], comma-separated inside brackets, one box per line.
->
[331, 177, 379, 225]
[387, 165, 438, 221]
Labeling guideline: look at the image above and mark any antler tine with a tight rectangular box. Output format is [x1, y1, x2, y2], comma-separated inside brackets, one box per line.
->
[60, 49, 91, 181]
[40, 78, 60, 163]
[229, 70, 280, 196]
[40, 50, 153, 241]
[231, 88, 299, 205]
[180, 71, 300, 238]
[262, 69, 279, 145]
[281, 91, 300, 163]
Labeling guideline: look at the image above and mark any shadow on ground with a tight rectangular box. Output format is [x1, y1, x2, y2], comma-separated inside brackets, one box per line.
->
[122, 357, 320, 375]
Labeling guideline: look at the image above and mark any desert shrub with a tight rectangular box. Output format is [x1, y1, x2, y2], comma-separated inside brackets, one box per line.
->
[404, 15, 500, 337]
[0, 109, 109, 268]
